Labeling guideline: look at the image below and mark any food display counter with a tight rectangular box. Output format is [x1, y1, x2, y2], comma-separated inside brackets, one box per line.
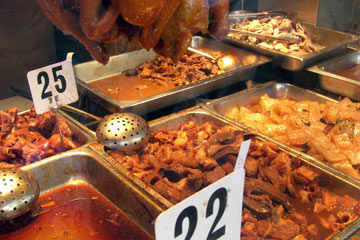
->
[1, 1, 360, 240]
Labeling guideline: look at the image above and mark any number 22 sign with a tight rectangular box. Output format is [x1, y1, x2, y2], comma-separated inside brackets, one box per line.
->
[155, 140, 250, 240]
[27, 53, 78, 114]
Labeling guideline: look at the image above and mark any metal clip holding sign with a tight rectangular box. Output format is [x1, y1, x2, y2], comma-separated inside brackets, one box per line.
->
[47, 95, 65, 149]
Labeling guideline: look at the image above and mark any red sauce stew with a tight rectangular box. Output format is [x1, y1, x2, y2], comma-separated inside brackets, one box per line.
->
[0, 182, 152, 240]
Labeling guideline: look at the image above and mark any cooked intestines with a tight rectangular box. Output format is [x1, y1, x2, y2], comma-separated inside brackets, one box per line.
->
[107, 121, 360, 239]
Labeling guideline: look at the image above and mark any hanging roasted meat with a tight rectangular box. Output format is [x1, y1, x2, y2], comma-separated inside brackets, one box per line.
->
[36, 0, 229, 65]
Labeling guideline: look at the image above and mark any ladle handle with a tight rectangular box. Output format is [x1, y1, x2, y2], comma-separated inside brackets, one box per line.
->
[187, 47, 216, 60]
[61, 105, 103, 122]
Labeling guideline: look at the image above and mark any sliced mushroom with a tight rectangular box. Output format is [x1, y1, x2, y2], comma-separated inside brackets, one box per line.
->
[243, 196, 272, 218]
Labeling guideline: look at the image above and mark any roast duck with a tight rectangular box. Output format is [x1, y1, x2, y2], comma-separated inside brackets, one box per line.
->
[36, 0, 229, 65]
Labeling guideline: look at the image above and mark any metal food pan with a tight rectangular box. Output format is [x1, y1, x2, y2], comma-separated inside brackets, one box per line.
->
[226, 15, 359, 71]
[89, 106, 233, 209]
[307, 50, 360, 100]
[201, 81, 360, 185]
[74, 36, 271, 115]
[202, 81, 336, 117]
[18, 149, 162, 238]
[91, 105, 360, 239]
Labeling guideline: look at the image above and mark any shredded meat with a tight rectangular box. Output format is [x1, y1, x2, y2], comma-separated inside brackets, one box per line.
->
[136, 49, 223, 87]
[0, 107, 81, 166]
[228, 16, 319, 54]
[107, 121, 360, 240]
[225, 94, 360, 179]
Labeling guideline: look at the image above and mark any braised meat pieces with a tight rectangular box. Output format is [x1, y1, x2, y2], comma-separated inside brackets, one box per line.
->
[242, 140, 359, 240]
[107, 121, 242, 204]
[137, 50, 223, 88]
[106, 121, 360, 239]
[0, 107, 80, 167]
[228, 16, 318, 54]
[88, 49, 226, 101]
[225, 94, 360, 179]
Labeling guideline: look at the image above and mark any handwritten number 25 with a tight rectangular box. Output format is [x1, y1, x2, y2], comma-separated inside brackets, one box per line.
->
[174, 188, 227, 240]
[37, 65, 67, 99]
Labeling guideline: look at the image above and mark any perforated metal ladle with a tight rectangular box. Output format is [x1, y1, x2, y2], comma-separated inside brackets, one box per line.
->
[0, 168, 39, 221]
[61, 105, 150, 151]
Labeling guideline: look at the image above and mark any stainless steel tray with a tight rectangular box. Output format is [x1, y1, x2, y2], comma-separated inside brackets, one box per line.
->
[202, 81, 336, 116]
[91, 105, 360, 239]
[18, 148, 162, 238]
[226, 15, 359, 71]
[74, 36, 271, 115]
[90, 106, 231, 209]
[307, 50, 360, 100]
[201, 82, 360, 185]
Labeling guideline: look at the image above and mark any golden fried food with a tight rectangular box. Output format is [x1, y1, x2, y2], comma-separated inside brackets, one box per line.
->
[225, 94, 360, 178]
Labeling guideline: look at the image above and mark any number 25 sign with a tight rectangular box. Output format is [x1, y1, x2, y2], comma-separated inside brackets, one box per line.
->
[27, 53, 78, 114]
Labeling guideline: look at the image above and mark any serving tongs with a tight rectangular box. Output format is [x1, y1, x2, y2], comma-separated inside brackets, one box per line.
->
[229, 28, 302, 44]
[229, 10, 288, 19]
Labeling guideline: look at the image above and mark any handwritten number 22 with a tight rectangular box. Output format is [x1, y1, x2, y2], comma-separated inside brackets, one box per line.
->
[174, 188, 227, 240]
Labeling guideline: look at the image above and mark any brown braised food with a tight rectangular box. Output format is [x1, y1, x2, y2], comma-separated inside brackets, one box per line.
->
[225, 94, 360, 179]
[0, 107, 81, 167]
[107, 121, 360, 239]
[89, 49, 224, 101]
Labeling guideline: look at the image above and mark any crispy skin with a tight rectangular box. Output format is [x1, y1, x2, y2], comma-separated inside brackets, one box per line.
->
[226, 94, 360, 179]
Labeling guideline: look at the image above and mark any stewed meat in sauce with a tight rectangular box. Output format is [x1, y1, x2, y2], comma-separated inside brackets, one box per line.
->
[0, 107, 81, 167]
[107, 121, 360, 239]
[89, 49, 224, 101]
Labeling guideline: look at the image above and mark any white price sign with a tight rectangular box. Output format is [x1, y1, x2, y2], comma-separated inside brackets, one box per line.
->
[27, 53, 78, 114]
[155, 140, 251, 240]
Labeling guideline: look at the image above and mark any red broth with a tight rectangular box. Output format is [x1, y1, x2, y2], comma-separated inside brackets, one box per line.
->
[0, 181, 152, 240]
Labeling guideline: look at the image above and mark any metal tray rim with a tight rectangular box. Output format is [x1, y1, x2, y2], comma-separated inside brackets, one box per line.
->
[91, 104, 360, 239]
[307, 50, 360, 86]
[200, 81, 337, 107]
[226, 17, 359, 70]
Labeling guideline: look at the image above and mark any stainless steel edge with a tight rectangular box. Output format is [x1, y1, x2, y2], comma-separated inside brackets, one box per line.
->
[74, 36, 271, 114]
[307, 50, 360, 100]
[88, 141, 173, 210]
[0, 96, 33, 112]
